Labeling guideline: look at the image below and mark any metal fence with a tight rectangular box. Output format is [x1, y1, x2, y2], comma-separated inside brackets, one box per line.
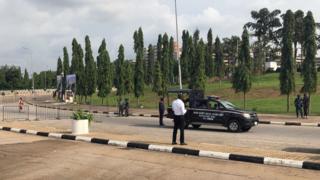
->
[1, 105, 73, 121]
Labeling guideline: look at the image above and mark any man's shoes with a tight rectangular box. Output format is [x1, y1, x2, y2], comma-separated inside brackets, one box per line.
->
[172, 142, 177, 145]
[180, 143, 187, 145]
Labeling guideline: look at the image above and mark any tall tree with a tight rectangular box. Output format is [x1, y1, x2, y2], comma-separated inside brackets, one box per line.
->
[146, 44, 155, 85]
[246, 8, 282, 73]
[190, 39, 206, 91]
[63, 47, 70, 75]
[115, 45, 125, 99]
[293, 10, 305, 63]
[232, 28, 252, 109]
[301, 11, 317, 111]
[97, 39, 112, 104]
[214, 36, 225, 85]
[56, 57, 63, 76]
[205, 28, 214, 77]
[188, 30, 199, 88]
[180, 30, 190, 81]
[124, 61, 133, 95]
[161, 33, 170, 87]
[84, 35, 96, 102]
[133, 28, 145, 105]
[70, 38, 79, 74]
[168, 36, 176, 83]
[279, 10, 295, 112]
[76, 43, 85, 101]
[153, 59, 164, 96]
[222, 36, 241, 76]
[23, 69, 30, 89]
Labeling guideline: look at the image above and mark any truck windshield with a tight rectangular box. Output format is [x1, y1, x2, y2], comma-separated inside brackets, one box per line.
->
[220, 101, 238, 110]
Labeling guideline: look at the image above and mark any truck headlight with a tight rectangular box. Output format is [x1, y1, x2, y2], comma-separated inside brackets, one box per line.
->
[243, 113, 251, 119]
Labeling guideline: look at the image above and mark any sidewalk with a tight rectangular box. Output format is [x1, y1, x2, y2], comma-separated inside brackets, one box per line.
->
[28, 97, 320, 124]
[1, 120, 319, 164]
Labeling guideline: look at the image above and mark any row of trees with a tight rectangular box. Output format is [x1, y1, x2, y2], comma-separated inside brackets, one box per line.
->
[0, 65, 55, 90]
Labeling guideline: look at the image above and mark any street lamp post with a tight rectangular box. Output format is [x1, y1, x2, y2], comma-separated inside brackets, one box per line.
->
[22, 47, 34, 94]
[174, 0, 183, 89]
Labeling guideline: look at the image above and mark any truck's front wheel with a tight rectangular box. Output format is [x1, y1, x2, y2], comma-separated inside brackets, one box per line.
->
[228, 119, 241, 132]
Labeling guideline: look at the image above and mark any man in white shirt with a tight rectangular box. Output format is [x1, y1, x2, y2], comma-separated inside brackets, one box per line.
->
[172, 94, 187, 145]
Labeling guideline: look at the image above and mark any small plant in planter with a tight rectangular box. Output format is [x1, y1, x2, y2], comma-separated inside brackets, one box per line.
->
[71, 110, 93, 135]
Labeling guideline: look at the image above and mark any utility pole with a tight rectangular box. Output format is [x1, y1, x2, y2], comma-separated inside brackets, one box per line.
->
[174, 0, 182, 89]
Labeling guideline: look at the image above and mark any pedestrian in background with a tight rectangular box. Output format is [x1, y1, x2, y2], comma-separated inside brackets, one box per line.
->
[172, 94, 187, 145]
[18, 97, 24, 112]
[159, 97, 165, 126]
[294, 94, 303, 118]
[118, 99, 124, 116]
[303, 93, 310, 118]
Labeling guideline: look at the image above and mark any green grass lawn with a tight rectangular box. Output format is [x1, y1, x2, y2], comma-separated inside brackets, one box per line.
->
[79, 72, 320, 115]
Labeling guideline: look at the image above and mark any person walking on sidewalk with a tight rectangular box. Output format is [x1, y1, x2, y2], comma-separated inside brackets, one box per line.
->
[159, 97, 165, 126]
[172, 94, 187, 145]
[294, 94, 304, 118]
[18, 97, 24, 112]
[303, 93, 310, 118]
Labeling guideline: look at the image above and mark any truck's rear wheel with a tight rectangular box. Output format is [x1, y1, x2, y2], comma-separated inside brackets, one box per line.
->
[192, 124, 201, 129]
[228, 119, 241, 132]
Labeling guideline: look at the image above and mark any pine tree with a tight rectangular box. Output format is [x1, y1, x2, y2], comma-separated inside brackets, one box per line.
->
[205, 28, 214, 77]
[77, 44, 85, 101]
[56, 57, 63, 76]
[294, 10, 305, 62]
[153, 60, 164, 96]
[279, 10, 295, 112]
[124, 61, 133, 94]
[180, 30, 190, 81]
[116, 45, 125, 99]
[169, 36, 176, 83]
[232, 28, 252, 109]
[156, 34, 163, 66]
[133, 28, 145, 105]
[23, 69, 30, 89]
[97, 39, 112, 104]
[214, 36, 225, 85]
[63, 47, 70, 75]
[161, 33, 170, 87]
[84, 35, 96, 102]
[191, 39, 206, 91]
[70, 38, 79, 74]
[302, 11, 317, 111]
[146, 44, 155, 85]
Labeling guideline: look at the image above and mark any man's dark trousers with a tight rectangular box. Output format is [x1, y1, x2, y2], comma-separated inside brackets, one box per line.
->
[159, 112, 164, 126]
[296, 107, 303, 118]
[172, 115, 185, 144]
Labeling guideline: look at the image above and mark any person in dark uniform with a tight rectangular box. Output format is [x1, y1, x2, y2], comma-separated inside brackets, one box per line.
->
[294, 94, 303, 118]
[159, 97, 165, 126]
[303, 93, 309, 118]
[172, 94, 187, 145]
[118, 99, 124, 116]
[124, 98, 129, 117]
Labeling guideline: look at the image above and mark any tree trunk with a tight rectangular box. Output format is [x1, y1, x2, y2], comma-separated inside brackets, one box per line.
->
[286, 94, 290, 112]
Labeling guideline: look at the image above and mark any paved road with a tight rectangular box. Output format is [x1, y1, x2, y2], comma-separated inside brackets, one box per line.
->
[1, 131, 319, 180]
[1, 104, 320, 155]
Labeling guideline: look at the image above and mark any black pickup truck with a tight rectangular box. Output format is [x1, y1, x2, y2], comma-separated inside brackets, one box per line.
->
[166, 89, 259, 132]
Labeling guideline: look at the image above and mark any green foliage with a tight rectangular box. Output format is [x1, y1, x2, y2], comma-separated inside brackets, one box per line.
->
[146, 44, 155, 85]
[115, 45, 126, 97]
[239, 29, 252, 70]
[97, 39, 112, 103]
[293, 10, 305, 61]
[180, 30, 190, 81]
[124, 61, 133, 94]
[302, 11, 317, 94]
[23, 69, 30, 89]
[205, 28, 214, 77]
[84, 35, 97, 99]
[191, 39, 206, 91]
[63, 47, 70, 75]
[222, 36, 240, 75]
[214, 36, 225, 79]
[152, 60, 164, 96]
[56, 57, 63, 76]
[133, 27, 145, 99]
[168, 36, 176, 83]
[72, 110, 93, 123]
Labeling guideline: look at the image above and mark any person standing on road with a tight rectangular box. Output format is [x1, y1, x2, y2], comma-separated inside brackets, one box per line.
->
[18, 97, 24, 112]
[172, 94, 187, 145]
[303, 93, 310, 118]
[124, 98, 129, 117]
[159, 97, 165, 126]
[294, 94, 303, 118]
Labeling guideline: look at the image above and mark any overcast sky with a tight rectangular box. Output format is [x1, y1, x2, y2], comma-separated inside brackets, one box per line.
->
[1, 0, 320, 73]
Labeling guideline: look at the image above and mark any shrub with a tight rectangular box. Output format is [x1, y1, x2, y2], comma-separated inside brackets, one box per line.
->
[72, 110, 93, 124]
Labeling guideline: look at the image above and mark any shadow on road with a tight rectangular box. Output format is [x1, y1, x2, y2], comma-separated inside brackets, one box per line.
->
[283, 147, 320, 155]
[130, 124, 232, 133]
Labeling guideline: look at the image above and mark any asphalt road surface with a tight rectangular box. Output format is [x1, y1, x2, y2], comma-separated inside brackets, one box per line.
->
[2, 104, 320, 155]
[1, 131, 319, 180]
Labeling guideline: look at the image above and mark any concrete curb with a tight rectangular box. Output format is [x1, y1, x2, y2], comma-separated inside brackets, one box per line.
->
[1, 126, 319, 171]
[24, 101, 320, 127]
